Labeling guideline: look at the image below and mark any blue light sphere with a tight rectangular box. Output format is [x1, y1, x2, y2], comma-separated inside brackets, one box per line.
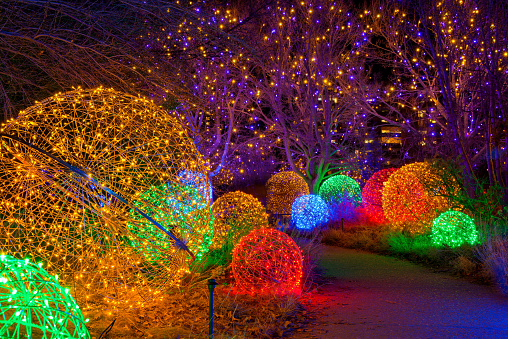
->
[291, 195, 329, 230]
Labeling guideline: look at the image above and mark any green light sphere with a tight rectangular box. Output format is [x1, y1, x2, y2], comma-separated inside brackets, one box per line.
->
[0, 255, 90, 338]
[431, 210, 479, 248]
[318, 175, 362, 206]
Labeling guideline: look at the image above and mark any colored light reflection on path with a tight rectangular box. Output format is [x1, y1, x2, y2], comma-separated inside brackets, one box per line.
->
[293, 246, 508, 339]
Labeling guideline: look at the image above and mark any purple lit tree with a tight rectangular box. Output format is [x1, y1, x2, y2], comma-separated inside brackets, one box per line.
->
[365, 0, 508, 193]
[247, 0, 373, 193]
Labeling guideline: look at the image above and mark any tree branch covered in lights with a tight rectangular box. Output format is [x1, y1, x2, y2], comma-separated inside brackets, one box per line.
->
[367, 0, 508, 192]
[0, 0, 257, 120]
[248, 0, 373, 193]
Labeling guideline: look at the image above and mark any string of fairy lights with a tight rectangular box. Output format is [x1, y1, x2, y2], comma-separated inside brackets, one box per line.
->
[0, 87, 213, 309]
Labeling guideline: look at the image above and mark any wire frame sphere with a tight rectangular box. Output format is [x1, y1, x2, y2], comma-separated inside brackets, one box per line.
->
[266, 172, 309, 215]
[382, 162, 459, 234]
[0, 87, 212, 308]
[232, 228, 303, 295]
[431, 210, 479, 248]
[318, 175, 362, 206]
[362, 168, 398, 223]
[291, 195, 329, 230]
[0, 255, 90, 339]
[211, 191, 268, 249]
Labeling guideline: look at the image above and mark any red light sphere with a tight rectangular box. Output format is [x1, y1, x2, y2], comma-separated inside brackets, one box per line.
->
[362, 168, 398, 223]
[232, 228, 303, 295]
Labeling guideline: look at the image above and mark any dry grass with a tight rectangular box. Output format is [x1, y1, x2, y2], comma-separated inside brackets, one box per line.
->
[477, 235, 508, 294]
[84, 283, 309, 338]
[321, 224, 489, 282]
[321, 225, 391, 253]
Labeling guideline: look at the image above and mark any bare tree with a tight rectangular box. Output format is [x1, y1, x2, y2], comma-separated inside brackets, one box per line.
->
[0, 0, 246, 120]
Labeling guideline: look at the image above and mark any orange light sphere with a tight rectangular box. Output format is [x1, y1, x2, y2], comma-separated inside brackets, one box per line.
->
[211, 191, 268, 249]
[382, 162, 459, 234]
[0, 87, 212, 308]
[266, 171, 309, 215]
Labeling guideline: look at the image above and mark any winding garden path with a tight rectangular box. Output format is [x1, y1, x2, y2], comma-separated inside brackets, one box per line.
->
[292, 246, 508, 339]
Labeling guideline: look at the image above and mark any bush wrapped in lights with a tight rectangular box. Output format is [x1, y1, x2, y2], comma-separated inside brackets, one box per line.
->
[318, 175, 362, 206]
[431, 210, 479, 248]
[382, 162, 459, 234]
[266, 171, 309, 215]
[291, 195, 329, 230]
[232, 228, 303, 295]
[0, 87, 212, 308]
[362, 168, 398, 223]
[0, 255, 90, 338]
[211, 191, 268, 249]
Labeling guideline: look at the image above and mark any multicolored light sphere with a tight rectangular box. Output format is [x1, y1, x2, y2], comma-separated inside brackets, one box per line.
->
[211, 191, 268, 249]
[127, 182, 213, 262]
[0, 255, 90, 339]
[291, 195, 329, 230]
[431, 210, 479, 248]
[176, 170, 213, 203]
[232, 228, 303, 295]
[382, 162, 459, 234]
[0, 87, 212, 308]
[362, 168, 398, 223]
[266, 171, 309, 215]
[318, 175, 362, 206]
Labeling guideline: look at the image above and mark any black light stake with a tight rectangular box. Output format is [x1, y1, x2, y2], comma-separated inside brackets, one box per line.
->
[208, 279, 218, 339]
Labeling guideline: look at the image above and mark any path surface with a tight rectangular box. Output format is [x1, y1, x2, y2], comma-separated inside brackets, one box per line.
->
[293, 246, 508, 339]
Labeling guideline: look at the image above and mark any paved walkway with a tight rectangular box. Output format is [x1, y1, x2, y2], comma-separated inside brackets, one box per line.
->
[293, 246, 508, 339]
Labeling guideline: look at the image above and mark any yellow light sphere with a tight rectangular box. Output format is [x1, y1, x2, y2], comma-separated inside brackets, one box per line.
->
[266, 171, 309, 215]
[382, 162, 460, 234]
[0, 87, 212, 308]
[211, 191, 268, 249]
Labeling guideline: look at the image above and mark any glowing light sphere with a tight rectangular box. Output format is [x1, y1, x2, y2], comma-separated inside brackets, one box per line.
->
[431, 210, 479, 248]
[176, 170, 213, 203]
[0, 255, 90, 339]
[291, 195, 329, 230]
[266, 171, 309, 215]
[0, 87, 212, 308]
[362, 168, 398, 223]
[318, 175, 362, 206]
[382, 162, 459, 234]
[232, 228, 303, 295]
[127, 183, 214, 262]
[211, 191, 267, 249]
